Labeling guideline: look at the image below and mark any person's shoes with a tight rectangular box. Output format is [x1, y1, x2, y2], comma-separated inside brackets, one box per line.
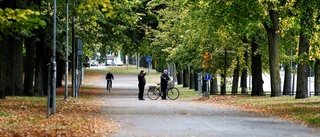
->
[161, 98, 167, 100]
[139, 98, 145, 100]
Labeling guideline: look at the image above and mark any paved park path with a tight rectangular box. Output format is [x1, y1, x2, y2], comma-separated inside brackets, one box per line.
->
[92, 69, 320, 137]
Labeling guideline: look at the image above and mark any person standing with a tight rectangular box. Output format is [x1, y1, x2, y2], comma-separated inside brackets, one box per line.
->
[105, 72, 114, 90]
[160, 69, 170, 100]
[138, 70, 146, 100]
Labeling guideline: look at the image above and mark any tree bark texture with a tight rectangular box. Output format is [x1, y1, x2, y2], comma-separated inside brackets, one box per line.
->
[189, 71, 195, 89]
[177, 70, 183, 85]
[34, 38, 45, 96]
[24, 37, 36, 96]
[171, 63, 177, 84]
[251, 38, 264, 96]
[296, 4, 313, 99]
[210, 78, 218, 95]
[283, 66, 292, 95]
[296, 35, 310, 99]
[5, 36, 15, 96]
[315, 59, 320, 96]
[231, 63, 240, 95]
[0, 36, 8, 99]
[241, 50, 248, 94]
[14, 38, 24, 96]
[194, 72, 198, 91]
[264, 9, 281, 97]
[0, 0, 16, 98]
[183, 69, 190, 87]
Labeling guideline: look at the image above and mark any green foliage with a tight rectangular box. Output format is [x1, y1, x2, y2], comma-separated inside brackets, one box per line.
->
[0, 8, 46, 37]
[2, 0, 319, 93]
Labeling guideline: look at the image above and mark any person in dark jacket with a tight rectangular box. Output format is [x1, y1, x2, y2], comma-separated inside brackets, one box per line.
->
[105, 72, 114, 90]
[160, 69, 170, 100]
[138, 70, 146, 100]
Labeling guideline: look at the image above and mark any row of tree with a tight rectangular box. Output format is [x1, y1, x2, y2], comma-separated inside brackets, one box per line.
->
[142, 0, 320, 99]
[0, 0, 161, 99]
[0, 0, 319, 99]
[0, 0, 114, 99]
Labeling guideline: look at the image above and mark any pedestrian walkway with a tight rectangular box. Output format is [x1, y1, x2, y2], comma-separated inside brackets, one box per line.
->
[96, 73, 320, 137]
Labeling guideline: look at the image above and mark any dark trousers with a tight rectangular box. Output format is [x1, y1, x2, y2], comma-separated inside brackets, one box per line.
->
[138, 83, 145, 99]
[161, 87, 167, 99]
[107, 80, 112, 89]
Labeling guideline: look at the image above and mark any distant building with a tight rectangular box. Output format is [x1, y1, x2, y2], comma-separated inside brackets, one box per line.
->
[105, 51, 124, 66]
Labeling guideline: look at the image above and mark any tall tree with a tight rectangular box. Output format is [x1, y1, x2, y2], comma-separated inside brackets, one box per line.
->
[251, 37, 264, 96]
[295, 1, 317, 99]
[240, 49, 248, 95]
[263, 4, 281, 97]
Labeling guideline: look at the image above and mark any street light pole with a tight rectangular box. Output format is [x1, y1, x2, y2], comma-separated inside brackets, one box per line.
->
[64, 0, 69, 100]
[52, 0, 57, 114]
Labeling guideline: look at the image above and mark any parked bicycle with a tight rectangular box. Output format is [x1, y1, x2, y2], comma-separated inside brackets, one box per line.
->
[147, 81, 180, 100]
[106, 79, 112, 92]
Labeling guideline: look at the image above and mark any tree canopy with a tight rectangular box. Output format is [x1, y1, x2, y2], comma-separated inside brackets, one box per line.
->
[0, 0, 319, 99]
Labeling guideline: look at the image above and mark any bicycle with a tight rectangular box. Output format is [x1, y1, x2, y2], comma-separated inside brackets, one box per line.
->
[147, 81, 180, 100]
[107, 79, 112, 92]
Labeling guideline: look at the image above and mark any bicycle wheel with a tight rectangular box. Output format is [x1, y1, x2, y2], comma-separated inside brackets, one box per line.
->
[147, 87, 160, 100]
[167, 87, 180, 100]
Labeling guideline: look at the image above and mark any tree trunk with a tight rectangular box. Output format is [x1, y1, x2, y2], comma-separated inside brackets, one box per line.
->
[251, 38, 264, 96]
[283, 66, 292, 95]
[315, 59, 320, 96]
[177, 70, 183, 85]
[0, 0, 15, 98]
[296, 35, 310, 99]
[183, 69, 190, 87]
[0, 36, 8, 99]
[189, 71, 195, 89]
[34, 38, 45, 96]
[194, 72, 198, 91]
[210, 77, 218, 95]
[171, 63, 177, 84]
[24, 37, 36, 96]
[241, 50, 248, 94]
[264, 8, 281, 97]
[14, 39, 24, 96]
[296, 4, 313, 99]
[5, 36, 15, 96]
[231, 63, 240, 95]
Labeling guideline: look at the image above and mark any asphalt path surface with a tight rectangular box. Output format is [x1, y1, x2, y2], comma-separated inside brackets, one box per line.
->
[93, 70, 320, 137]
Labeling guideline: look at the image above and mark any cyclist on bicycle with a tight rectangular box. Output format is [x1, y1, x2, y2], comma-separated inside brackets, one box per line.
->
[160, 69, 170, 100]
[106, 71, 114, 90]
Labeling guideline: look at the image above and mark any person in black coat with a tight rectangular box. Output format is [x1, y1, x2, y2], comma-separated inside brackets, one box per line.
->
[138, 70, 146, 100]
[160, 69, 170, 100]
[105, 72, 114, 90]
